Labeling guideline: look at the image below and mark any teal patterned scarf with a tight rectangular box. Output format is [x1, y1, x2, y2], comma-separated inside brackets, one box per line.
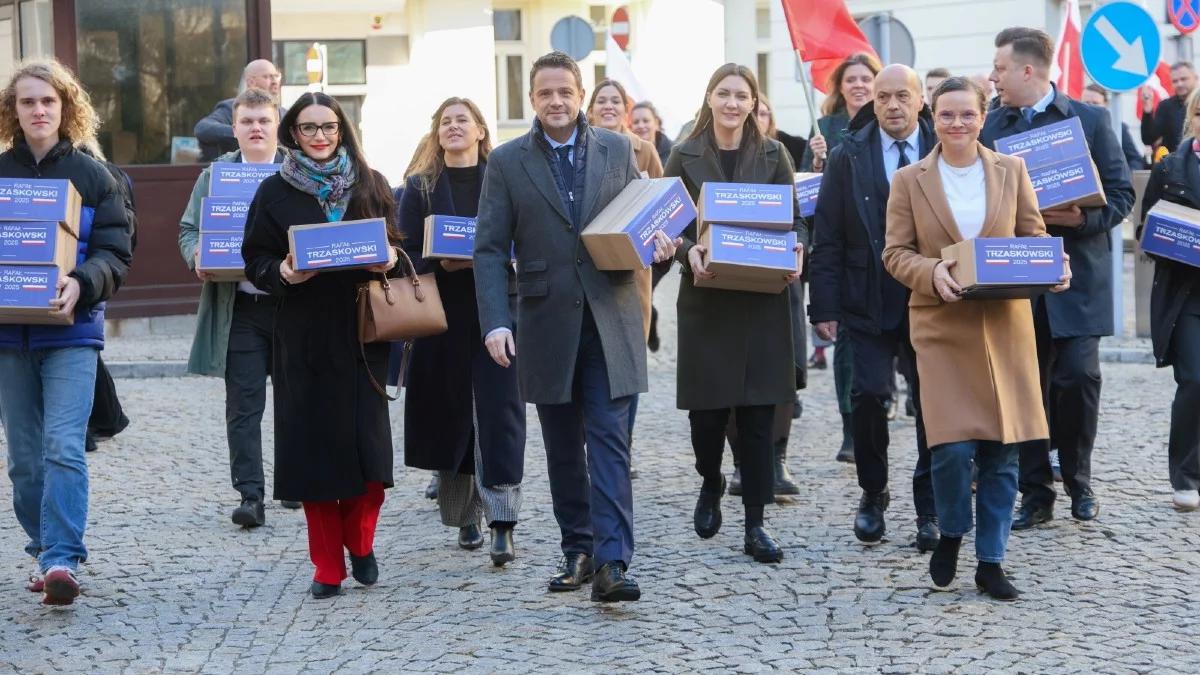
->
[280, 146, 358, 221]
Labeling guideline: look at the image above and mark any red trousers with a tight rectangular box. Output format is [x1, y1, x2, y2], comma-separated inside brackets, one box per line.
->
[302, 481, 385, 584]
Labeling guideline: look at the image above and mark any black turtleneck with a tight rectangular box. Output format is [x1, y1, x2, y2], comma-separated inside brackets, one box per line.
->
[444, 165, 481, 218]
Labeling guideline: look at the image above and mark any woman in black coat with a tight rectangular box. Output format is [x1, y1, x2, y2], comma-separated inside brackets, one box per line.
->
[399, 97, 525, 565]
[666, 64, 807, 564]
[242, 92, 400, 599]
[1139, 119, 1200, 513]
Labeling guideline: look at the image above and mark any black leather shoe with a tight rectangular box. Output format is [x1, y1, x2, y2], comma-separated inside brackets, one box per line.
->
[1070, 491, 1100, 521]
[975, 561, 1020, 600]
[489, 527, 515, 566]
[792, 394, 803, 420]
[548, 553, 594, 591]
[853, 490, 889, 543]
[458, 523, 484, 550]
[350, 551, 378, 585]
[1012, 501, 1053, 530]
[915, 515, 941, 553]
[231, 497, 265, 528]
[424, 473, 439, 500]
[591, 561, 640, 602]
[743, 526, 783, 563]
[279, 500, 302, 510]
[694, 477, 725, 539]
[85, 432, 97, 453]
[774, 450, 801, 496]
[728, 468, 743, 496]
[835, 413, 855, 463]
[310, 581, 341, 599]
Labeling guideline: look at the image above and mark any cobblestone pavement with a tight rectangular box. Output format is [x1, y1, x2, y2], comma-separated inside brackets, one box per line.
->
[1, 273, 1197, 673]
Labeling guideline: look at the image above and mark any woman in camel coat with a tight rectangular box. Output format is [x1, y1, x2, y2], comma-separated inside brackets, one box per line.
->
[883, 77, 1069, 601]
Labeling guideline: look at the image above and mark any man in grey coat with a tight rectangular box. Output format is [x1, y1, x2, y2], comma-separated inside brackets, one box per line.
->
[194, 59, 284, 162]
[474, 51, 675, 602]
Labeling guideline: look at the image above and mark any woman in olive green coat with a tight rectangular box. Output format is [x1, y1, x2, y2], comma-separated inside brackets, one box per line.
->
[665, 63, 808, 564]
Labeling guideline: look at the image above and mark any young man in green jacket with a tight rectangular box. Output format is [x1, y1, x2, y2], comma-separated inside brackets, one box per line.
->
[178, 87, 290, 527]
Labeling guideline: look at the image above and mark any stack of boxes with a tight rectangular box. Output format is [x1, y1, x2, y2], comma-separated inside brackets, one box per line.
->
[0, 178, 83, 325]
[581, 177, 696, 269]
[694, 182, 798, 293]
[993, 117, 1106, 211]
[1141, 200, 1200, 269]
[197, 162, 280, 281]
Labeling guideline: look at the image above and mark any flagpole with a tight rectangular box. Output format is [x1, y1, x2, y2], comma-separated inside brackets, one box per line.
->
[795, 50, 822, 141]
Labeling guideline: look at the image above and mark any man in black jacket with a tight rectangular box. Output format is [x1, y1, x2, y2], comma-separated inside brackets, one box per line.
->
[1140, 61, 1195, 155]
[983, 27, 1135, 528]
[810, 64, 939, 552]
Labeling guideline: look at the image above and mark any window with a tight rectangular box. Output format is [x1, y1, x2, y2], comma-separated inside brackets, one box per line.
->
[756, 7, 771, 40]
[493, 9, 521, 41]
[273, 40, 367, 86]
[496, 53, 525, 122]
[757, 52, 770, 99]
[76, 0, 249, 165]
[18, 0, 50, 59]
[594, 64, 606, 86]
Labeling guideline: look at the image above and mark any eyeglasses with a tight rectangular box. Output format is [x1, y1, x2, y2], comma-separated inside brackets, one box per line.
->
[936, 111, 980, 125]
[294, 122, 340, 138]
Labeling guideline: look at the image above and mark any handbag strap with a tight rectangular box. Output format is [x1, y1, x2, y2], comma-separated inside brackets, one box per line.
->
[360, 339, 411, 401]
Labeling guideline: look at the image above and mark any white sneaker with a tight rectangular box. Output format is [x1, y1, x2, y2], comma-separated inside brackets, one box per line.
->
[1172, 490, 1200, 512]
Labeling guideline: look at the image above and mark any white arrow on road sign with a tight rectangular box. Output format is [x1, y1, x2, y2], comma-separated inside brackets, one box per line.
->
[1093, 16, 1149, 76]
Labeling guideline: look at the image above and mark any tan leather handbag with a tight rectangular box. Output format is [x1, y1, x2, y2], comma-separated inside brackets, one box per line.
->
[357, 247, 447, 399]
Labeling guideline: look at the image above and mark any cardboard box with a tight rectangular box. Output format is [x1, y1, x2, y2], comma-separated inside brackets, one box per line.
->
[698, 182, 793, 232]
[0, 264, 70, 325]
[1027, 156, 1107, 210]
[0, 221, 78, 270]
[0, 178, 81, 235]
[200, 197, 251, 232]
[197, 231, 247, 281]
[795, 173, 822, 219]
[208, 162, 279, 198]
[288, 218, 391, 272]
[941, 236, 1065, 299]
[694, 224, 798, 294]
[1141, 201, 1200, 268]
[423, 215, 477, 260]
[582, 178, 697, 270]
[992, 117, 1088, 171]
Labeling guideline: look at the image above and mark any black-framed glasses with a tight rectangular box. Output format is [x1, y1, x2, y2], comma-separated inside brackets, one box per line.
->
[294, 122, 340, 138]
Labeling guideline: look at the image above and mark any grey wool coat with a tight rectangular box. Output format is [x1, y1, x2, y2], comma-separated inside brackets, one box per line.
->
[473, 121, 648, 405]
[666, 134, 809, 410]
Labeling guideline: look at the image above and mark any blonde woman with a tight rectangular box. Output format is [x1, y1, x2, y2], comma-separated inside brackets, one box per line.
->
[0, 59, 133, 605]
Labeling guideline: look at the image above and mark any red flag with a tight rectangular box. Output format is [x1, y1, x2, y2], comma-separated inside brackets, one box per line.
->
[781, 0, 878, 93]
[1137, 61, 1172, 121]
[1051, 0, 1083, 99]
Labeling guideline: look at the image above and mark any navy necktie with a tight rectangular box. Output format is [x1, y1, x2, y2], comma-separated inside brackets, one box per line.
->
[894, 140, 910, 169]
[555, 145, 574, 194]
[1021, 107, 1035, 124]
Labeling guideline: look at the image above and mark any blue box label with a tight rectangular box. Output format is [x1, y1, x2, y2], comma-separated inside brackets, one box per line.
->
[1142, 210, 1200, 268]
[290, 218, 390, 271]
[200, 197, 250, 232]
[1028, 157, 1101, 209]
[795, 174, 821, 218]
[426, 215, 477, 258]
[708, 224, 797, 270]
[198, 231, 245, 270]
[0, 221, 71, 264]
[972, 238, 1063, 284]
[0, 264, 57, 309]
[622, 180, 696, 266]
[0, 178, 74, 223]
[209, 162, 279, 198]
[701, 182, 793, 229]
[993, 117, 1089, 170]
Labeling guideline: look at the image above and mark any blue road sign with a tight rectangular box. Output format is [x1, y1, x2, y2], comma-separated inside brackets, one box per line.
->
[1080, 2, 1162, 92]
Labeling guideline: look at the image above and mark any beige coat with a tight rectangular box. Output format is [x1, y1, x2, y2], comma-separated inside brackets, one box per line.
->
[630, 131, 664, 339]
[883, 143, 1050, 447]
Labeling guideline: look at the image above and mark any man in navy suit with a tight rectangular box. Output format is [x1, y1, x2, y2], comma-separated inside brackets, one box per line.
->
[981, 27, 1135, 528]
[474, 51, 675, 602]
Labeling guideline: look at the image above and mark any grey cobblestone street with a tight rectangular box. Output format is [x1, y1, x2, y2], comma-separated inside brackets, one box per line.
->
[1, 273, 1197, 673]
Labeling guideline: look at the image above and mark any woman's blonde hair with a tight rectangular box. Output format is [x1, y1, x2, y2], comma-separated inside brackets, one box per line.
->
[1183, 87, 1200, 145]
[758, 94, 778, 138]
[686, 63, 763, 151]
[0, 59, 100, 149]
[406, 97, 492, 195]
[820, 53, 882, 117]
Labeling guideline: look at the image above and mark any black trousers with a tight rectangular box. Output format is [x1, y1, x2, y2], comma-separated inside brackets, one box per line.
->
[1169, 300, 1200, 491]
[1019, 299, 1102, 505]
[691, 405, 775, 506]
[726, 401, 794, 466]
[225, 293, 274, 500]
[845, 322, 935, 518]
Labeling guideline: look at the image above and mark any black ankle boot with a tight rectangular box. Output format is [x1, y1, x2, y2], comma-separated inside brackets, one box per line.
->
[929, 535, 962, 588]
[975, 562, 1019, 600]
[835, 413, 854, 463]
[774, 438, 800, 496]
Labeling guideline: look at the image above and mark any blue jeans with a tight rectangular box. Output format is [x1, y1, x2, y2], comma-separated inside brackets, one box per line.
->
[0, 347, 97, 572]
[930, 440, 1019, 563]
